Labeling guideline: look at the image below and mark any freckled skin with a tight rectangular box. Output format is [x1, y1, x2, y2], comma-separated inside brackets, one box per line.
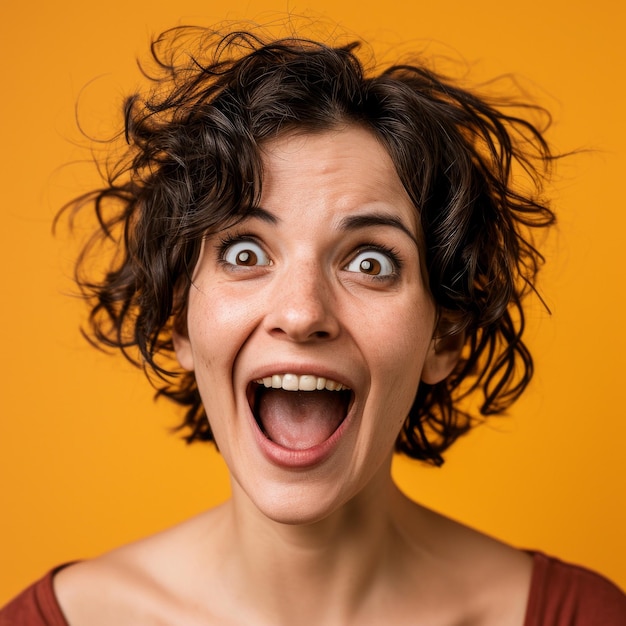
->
[174, 126, 453, 525]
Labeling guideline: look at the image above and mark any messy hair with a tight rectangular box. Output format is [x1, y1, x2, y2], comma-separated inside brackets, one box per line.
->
[65, 26, 555, 465]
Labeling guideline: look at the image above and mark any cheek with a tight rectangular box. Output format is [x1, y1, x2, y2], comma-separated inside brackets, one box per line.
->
[185, 296, 226, 372]
[362, 298, 434, 367]
[186, 288, 261, 373]
[184, 294, 246, 432]
[360, 300, 433, 412]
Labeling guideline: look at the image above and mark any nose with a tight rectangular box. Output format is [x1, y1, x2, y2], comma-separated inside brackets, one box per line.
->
[263, 262, 340, 342]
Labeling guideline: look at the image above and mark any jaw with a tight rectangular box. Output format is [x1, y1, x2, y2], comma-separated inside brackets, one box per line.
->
[225, 393, 399, 529]
[220, 371, 408, 527]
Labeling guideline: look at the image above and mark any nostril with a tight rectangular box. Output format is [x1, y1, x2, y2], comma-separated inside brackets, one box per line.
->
[270, 328, 331, 340]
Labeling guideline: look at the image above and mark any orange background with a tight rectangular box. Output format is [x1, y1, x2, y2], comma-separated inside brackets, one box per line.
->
[1, 0, 625, 603]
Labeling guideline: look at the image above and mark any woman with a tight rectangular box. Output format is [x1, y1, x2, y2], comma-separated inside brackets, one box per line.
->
[2, 26, 624, 625]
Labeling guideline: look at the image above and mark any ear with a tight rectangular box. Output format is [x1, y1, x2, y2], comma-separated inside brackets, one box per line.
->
[421, 330, 464, 385]
[172, 325, 195, 372]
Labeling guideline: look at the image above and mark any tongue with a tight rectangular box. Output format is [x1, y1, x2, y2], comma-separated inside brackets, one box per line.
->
[257, 389, 346, 450]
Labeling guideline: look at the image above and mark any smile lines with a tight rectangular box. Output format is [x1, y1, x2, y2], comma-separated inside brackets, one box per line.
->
[254, 374, 349, 392]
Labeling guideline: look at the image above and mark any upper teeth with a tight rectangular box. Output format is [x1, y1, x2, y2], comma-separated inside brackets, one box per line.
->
[255, 374, 348, 392]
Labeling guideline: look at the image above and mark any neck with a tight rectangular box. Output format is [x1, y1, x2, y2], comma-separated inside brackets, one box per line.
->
[216, 465, 415, 625]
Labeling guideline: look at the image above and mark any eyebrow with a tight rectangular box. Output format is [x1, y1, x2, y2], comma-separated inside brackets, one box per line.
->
[242, 206, 279, 224]
[338, 213, 419, 246]
[243, 207, 418, 246]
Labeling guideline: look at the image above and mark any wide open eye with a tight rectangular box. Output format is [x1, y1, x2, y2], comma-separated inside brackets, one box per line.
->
[222, 240, 271, 267]
[345, 249, 396, 277]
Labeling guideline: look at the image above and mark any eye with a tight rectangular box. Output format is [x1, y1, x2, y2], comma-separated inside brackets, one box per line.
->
[222, 240, 271, 267]
[345, 249, 396, 277]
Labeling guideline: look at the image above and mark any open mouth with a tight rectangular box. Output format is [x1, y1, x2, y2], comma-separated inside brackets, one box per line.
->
[248, 374, 353, 451]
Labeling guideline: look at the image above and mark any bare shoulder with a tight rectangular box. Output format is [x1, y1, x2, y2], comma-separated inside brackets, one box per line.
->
[53, 507, 232, 626]
[394, 495, 533, 626]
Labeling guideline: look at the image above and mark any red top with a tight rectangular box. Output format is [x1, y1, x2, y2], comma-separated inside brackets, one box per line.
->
[1, 553, 625, 625]
[0, 564, 69, 626]
[524, 552, 626, 624]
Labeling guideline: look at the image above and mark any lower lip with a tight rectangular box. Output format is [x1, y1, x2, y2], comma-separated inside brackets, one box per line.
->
[249, 405, 354, 470]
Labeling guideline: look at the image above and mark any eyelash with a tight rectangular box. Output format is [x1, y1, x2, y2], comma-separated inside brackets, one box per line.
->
[215, 232, 266, 266]
[215, 233, 403, 278]
[347, 243, 403, 280]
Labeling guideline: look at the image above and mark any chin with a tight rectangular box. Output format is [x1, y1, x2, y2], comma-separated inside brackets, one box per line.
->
[237, 474, 356, 527]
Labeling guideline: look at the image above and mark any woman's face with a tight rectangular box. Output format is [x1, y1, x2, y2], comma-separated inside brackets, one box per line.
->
[174, 126, 457, 524]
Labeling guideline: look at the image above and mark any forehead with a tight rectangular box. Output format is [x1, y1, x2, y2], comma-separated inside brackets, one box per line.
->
[258, 126, 418, 229]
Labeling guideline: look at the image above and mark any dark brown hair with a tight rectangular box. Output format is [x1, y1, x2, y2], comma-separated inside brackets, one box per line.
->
[65, 26, 556, 465]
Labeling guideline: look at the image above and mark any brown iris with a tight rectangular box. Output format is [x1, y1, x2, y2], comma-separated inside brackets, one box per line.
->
[359, 258, 382, 275]
[236, 249, 258, 266]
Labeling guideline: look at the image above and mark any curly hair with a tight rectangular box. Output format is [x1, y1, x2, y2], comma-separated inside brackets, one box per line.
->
[64, 26, 556, 465]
